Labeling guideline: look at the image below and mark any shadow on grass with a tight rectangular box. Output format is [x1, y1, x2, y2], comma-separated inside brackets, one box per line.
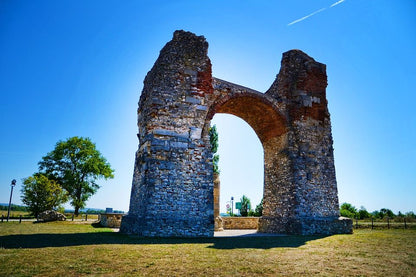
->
[0, 230, 327, 250]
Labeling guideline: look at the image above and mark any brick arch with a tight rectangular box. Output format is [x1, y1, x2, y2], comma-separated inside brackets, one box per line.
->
[207, 89, 287, 143]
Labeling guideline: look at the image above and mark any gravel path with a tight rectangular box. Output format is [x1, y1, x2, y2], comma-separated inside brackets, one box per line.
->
[214, 229, 285, 237]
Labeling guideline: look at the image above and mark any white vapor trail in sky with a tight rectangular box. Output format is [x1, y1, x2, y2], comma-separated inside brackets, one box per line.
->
[288, 0, 346, 26]
[331, 0, 346, 8]
[288, 8, 327, 26]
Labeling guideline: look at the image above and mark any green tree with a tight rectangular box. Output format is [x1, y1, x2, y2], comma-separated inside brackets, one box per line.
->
[405, 211, 416, 219]
[240, 195, 251, 217]
[379, 208, 395, 219]
[39, 136, 114, 215]
[357, 206, 371, 219]
[255, 198, 263, 217]
[21, 174, 67, 217]
[340, 202, 357, 218]
[371, 210, 381, 219]
[209, 125, 220, 174]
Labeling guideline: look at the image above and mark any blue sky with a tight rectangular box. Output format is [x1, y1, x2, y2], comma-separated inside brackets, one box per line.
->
[1, 0, 415, 214]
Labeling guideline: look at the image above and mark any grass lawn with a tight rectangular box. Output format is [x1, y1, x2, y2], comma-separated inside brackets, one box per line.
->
[0, 211, 33, 219]
[1, 222, 415, 276]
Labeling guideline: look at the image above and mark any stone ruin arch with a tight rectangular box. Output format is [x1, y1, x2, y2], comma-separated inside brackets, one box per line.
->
[120, 30, 352, 237]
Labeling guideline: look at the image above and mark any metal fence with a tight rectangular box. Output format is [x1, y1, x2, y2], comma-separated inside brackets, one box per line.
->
[352, 217, 416, 229]
[0, 213, 99, 223]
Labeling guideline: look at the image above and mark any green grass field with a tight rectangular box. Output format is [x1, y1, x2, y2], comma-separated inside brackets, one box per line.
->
[1, 222, 415, 276]
[0, 210, 33, 219]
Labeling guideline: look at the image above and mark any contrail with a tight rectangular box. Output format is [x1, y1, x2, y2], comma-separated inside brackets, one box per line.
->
[330, 0, 346, 8]
[288, 7, 326, 26]
[288, 0, 346, 26]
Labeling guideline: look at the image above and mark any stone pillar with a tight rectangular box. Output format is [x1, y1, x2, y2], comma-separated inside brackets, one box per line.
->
[213, 173, 220, 218]
[120, 30, 215, 237]
[213, 172, 224, 231]
[262, 50, 352, 234]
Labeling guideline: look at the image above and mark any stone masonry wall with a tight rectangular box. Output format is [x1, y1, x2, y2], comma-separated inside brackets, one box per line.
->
[222, 217, 259, 230]
[120, 30, 352, 237]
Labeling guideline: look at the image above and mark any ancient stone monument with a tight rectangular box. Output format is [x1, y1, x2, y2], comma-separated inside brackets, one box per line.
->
[120, 30, 352, 237]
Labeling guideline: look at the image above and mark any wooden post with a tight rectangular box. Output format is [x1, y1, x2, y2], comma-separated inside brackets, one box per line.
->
[355, 217, 358, 228]
[85, 214, 88, 221]
[387, 217, 390, 229]
[72, 214, 74, 221]
[1, 215, 3, 222]
[371, 217, 374, 230]
[404, 218, 407, 229]
[19, 215, 22, 223]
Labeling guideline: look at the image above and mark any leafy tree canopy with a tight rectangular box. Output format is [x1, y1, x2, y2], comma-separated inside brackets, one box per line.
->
[357, 206, 371, 220]
[379, 208, 395, 219]
[21, 173, 67, 217]
[255, 198, 263, 217]
[340, 202, 357, 218]
[209, 125, 220, 174]
[209, 125, 218, 153]
[39, 136, 114, 215]
[240, 195, 251, 217]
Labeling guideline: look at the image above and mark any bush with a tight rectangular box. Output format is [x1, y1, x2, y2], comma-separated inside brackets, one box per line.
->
[340, 203, 357, 219]
[255, 199, 263, 217]
[357, 207, 371, 219]
[240, 195, 251, 217]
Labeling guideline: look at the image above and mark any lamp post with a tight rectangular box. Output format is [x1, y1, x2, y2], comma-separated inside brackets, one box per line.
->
[231, 196, 234, 216]
[7, 179, 16, 222]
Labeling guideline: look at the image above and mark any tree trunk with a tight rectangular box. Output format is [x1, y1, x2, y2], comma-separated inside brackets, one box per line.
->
[74, 186, 82, 216]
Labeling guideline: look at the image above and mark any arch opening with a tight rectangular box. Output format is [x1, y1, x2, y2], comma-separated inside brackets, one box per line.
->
[208, 92, 289, 232]
[211, 114, 264, 218]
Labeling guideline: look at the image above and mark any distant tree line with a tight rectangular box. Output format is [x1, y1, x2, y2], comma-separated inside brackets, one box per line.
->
[0, 204, 124, 216]
[64, 208, 125, 215]
[230, 199, 415, 220]
[340, 203, 416, 220]
[0, 204, 29, 212]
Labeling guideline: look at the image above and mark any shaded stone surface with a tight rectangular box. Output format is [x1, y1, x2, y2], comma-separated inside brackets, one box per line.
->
[100, 213, 124, 228]
[120, 30, 352, 237]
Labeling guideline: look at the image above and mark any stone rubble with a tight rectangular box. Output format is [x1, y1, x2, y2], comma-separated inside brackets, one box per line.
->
[37, 210, 66, 222]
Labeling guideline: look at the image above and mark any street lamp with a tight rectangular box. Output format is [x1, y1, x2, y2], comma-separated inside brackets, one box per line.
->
[231, 196, 234, 216]
[7, 179, 16, 222]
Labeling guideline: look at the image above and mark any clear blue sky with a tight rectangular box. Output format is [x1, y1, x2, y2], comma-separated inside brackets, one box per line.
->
[1, 0, 415, 214]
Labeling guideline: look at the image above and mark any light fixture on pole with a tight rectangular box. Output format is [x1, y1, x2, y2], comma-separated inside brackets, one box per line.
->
[231, 196, 234, 216]
[7, 179, 16, 222]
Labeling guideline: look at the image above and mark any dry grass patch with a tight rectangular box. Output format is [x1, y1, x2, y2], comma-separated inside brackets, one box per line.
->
[1, 222, 415, 276]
